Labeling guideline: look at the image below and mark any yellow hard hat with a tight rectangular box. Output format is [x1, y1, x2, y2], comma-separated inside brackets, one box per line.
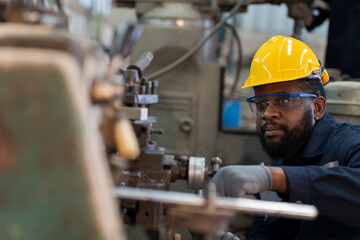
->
[242, 35, 329, 89]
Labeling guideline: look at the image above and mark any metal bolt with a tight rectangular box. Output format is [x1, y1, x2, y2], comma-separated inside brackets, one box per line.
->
[125, 83, 130, 92]
[152, 80, 159, 94]
[146, 81, 152, 94]
[178, 155, 189, 162]
[211, 157, 223, 172]
[150, 128, 163, 135]
[124, 69, 140, 85]
[140, 85, 146, 94]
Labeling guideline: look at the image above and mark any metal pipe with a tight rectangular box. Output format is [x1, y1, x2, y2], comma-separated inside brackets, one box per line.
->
[145, 0, 247, 79]
[114, 187, 205, 207]
[215, 197, 317, 220]
[114, 187, 318, 220]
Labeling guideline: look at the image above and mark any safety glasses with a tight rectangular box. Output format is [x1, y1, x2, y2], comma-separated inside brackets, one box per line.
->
[247, 93, 317, 115]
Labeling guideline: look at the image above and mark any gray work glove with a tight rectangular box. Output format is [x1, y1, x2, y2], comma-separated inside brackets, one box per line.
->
[212, 231, 240, 240]
[210, 165, 273, 198]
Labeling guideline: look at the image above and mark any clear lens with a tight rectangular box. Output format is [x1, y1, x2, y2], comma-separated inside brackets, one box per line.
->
[248, 95, 302, 115]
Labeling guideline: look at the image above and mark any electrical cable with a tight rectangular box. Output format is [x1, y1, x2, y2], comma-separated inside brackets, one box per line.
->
[55, 0, 64, 14]
[224, 22, 242, 97]
[145, 0, 246, 80]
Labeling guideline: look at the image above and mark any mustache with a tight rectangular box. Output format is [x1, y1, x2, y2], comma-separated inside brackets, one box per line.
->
[258, 121, 288, 134]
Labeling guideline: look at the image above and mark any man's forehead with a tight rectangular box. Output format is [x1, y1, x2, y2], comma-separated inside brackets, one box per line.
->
[254, 80, 303, 95]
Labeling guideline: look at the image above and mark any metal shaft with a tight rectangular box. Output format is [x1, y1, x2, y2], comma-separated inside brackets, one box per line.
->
[114, 187, 318, 220]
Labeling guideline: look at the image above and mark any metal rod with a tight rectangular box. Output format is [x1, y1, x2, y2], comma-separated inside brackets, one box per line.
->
[114, 187, 318, 220]
[114, 187, 205, 207]
[215, 197, 317, 220]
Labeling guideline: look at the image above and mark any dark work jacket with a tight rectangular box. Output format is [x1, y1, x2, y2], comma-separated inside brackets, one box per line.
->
[308, 0, 360, 78]
[251, 112, 360, 240]
[325, 0, 360, 78]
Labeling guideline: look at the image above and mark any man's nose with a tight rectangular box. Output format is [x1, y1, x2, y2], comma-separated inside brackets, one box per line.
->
[261, 102, 280, 119]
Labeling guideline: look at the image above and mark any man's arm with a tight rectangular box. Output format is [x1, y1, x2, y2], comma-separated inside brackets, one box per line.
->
[279, 165, 360, 224]
[210, 164, 360, 224]
[267, 167, 289, 194]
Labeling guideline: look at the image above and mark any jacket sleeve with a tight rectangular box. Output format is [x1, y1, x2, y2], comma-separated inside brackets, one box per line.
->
[282, 165, 360, 225]
[282, 133, 360, 225]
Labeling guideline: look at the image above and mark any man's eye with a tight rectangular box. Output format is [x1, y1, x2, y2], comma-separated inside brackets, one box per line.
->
[278, 97, 290, 105]
[255, 101, 266, 108]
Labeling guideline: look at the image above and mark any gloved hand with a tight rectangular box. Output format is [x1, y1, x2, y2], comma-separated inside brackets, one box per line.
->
[209, 165, 273, 198]
[212, 231, 240, 240]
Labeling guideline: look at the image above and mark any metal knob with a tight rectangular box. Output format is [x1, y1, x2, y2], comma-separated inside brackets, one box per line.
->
[211, 157, 223, 173]
[188, 157, 206, 189]
[150, 128, 163, 135]
[179, 117, 194, 133]
[123, 69, 140, 85]
[177, 155, 189, 162]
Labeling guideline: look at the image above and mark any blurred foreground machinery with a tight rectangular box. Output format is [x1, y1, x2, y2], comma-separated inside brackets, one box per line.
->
[0, 2, 322, 240]
[0, 3, 125, 239]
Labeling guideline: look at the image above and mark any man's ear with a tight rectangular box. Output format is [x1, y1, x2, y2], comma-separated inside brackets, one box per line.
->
[313, 96, 326, 120]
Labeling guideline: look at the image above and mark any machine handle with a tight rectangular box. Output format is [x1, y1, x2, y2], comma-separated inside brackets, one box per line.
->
[134, 52, 154, 72]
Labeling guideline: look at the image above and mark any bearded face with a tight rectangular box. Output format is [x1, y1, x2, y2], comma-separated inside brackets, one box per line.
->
[256, 107, 314, 161]
[253, 81, 318, 162]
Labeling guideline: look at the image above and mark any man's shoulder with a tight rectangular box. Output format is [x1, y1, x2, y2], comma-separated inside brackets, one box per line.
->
[314, 113, 360, 158]
[329, 118, 360, 141]
[321, 114, 360, 165]
[335, 123, 360, 148]
[320, 113, 360, 138]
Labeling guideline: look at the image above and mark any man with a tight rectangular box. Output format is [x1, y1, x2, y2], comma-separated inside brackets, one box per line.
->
[211, 35, 360, 239]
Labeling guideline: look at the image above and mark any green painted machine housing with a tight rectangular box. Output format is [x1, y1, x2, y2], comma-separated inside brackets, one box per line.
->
[0, 24, 124, 240]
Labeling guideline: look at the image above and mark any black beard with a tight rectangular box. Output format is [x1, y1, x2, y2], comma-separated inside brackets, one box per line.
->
[257, 110, 314, 163]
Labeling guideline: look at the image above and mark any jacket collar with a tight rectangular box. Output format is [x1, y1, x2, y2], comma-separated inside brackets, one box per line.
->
[270, 112, 338, 167]
[299, 111, 338, 159]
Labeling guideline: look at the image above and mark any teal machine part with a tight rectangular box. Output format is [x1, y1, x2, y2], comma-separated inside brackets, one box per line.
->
[0, 24, 124, 240]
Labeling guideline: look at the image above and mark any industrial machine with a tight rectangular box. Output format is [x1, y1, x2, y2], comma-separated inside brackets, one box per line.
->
[6, 0, 359, 240]
[111, 0, 315, 171]
[108, 0, 326, 238]
[96, 50, 221, 239]
[103, 51, 318, 240]
[0, 3, 124, 240]
[325, 81, 360, 125]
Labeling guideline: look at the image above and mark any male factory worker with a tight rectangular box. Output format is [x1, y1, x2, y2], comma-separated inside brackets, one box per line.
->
[211, 35, 360, 239]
